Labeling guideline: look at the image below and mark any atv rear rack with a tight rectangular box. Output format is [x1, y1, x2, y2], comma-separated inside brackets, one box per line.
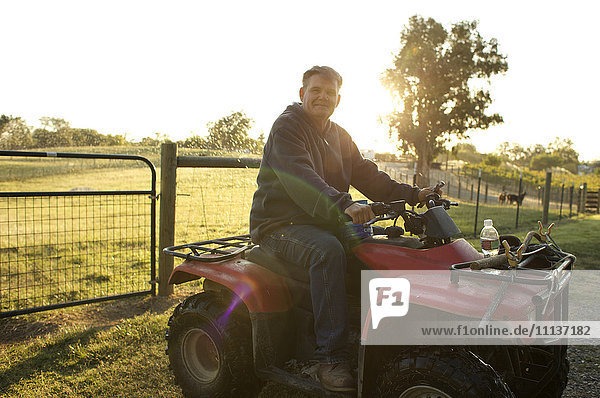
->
[163, 234, 254, 262]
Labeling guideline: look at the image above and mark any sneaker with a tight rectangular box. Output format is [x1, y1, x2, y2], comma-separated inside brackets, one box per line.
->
[317, 362, 356, 392]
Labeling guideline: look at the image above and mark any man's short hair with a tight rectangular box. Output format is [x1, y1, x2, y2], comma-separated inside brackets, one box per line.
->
[302, 66, 343, 90]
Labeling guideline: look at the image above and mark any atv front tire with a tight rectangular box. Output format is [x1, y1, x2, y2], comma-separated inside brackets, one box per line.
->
[166, 291, 260, 398]
[375, 347, 514, 398]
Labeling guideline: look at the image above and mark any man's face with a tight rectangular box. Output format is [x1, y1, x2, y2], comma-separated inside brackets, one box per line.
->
[299, 74, 341, 123]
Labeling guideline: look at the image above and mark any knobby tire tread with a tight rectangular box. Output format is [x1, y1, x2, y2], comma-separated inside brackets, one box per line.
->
[166, 291, 260, 398]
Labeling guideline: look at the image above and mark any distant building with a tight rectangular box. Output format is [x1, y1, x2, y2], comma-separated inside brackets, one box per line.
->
[361, 149, 375, 160]
[578, 164, 596, 175]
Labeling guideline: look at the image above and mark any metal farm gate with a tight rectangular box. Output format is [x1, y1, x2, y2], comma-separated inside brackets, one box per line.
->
[0, 150, 156, 318]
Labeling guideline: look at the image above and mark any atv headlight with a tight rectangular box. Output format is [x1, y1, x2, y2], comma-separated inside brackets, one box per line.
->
[528, 307, 537, 322]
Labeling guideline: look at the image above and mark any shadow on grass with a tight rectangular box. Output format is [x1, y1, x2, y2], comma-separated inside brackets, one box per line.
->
[0, 327, 110, 392]
[0, 288, 194, 346]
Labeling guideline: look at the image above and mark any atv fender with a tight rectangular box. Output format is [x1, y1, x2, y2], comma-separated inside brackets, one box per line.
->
[168, 257, 293, 313]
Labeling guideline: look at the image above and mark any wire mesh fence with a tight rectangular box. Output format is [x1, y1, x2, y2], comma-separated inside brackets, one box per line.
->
[173, 161, 596, 246]
[430, 167, 592, 237]
[0, 151, 156, 318]
[159, 150, 597, 294]
[349, 163, 595, 239]
[175, 167, 258, 244]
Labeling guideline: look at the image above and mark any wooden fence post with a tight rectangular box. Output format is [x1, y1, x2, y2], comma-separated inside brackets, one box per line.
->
[484, 183, 488, 204]
[582, 183, 588, 213]
[559, 179, 565, 220]
[516, 172, 523, 229]
[158, 142, 177, 296]
[542, 171, 552, 226]
[473, 169, 481, 237]
[569, 183, 574, 217]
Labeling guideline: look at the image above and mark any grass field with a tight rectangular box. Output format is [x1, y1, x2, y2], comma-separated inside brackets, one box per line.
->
[1, 154, 599, 397]
[0, 162, 579, 314]
[1, 214, 598, 398]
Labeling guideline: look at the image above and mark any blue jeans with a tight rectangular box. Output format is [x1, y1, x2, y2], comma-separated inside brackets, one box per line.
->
[259, 224, 350, 364]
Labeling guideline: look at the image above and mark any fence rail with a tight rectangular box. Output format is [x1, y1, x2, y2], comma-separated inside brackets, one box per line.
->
[5, 145, 594, 310]
[158, 144, 261, 295]
[0, 150, 157, 318]
[156, 144, 599, 295]
[382, 164, 598, 238]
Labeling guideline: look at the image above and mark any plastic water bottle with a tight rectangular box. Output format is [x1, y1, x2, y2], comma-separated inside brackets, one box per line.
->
[480, 219, 499, 257]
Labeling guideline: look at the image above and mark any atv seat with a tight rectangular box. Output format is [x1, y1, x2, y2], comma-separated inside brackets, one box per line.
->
[244, 245, 310, 283]
[244, 245, 313, 313]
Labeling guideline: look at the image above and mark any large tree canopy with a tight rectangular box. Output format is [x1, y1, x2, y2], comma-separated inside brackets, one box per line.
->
[181, 111, 264, 153]
[495, 137, 579, 173]
[383, 15, 508, 186]
[206, 111, 254, 151]
[0, 115, 33, 150]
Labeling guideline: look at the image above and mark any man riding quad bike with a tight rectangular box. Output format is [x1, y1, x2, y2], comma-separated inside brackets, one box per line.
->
[163, 194, 573, 397]
[163, 65, 573, 397]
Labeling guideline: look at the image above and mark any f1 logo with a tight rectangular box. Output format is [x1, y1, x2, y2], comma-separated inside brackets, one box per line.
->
[369, 278, 410, 329]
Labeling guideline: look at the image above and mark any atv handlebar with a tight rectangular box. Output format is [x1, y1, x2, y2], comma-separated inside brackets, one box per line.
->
[344, 181, 460, 241]
[369, 182, 456, 218]
[423, 181, 458, 210]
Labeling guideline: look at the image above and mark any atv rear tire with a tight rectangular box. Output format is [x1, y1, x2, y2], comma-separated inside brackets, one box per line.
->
[536, 346, 569, 398]
[473, 345, 569, 397]
[166, 291, 261, 398]
[375, 347, 514, 398]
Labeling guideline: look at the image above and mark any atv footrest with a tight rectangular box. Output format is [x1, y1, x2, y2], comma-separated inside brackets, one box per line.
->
[257, 366, 354, 397]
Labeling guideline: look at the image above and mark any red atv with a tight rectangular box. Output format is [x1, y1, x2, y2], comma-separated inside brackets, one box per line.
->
[164, 188, 574, 398]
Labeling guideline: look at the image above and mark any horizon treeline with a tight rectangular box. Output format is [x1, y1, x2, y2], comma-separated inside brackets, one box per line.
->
[0, 113, 264, 154]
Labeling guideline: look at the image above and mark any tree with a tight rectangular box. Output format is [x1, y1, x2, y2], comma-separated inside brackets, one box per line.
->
[206, 111, 257, 152]
[70, 128, 104, 146]
[495, 141, 528, 164]
[39, 117, 70, 132]
[451, 143, 484, 164]
[382, 16, 508, 186]
[33, 117, 73, 147]
[528, 144, 546, 158]
[496, 137, 579, 173]
[527, 138, 579, 173]
[101, 134, 127, 146]
[547, 137, 579, 172]
[241, 131, 265, 154]
[0, 115, 10, 131]
[181, 135, 208, 149]
[0, 115, 34, 149]
[530, 153, 563, 171]
[483, 153, 502, 167]
[139, 132, 170, 147]
[32, 128, 72, 147]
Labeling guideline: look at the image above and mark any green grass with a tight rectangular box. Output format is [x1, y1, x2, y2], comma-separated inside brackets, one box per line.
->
[1, 156, 599, 397]
[1, 214, 598, 397]
[0, 146, 259, 183]
[1, 163, 595, 314]
[465, 213, 600, 269]
[0, 295, 182, 397]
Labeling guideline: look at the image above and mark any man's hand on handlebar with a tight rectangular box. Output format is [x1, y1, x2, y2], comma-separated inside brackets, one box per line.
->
[344, 202, 376, 225]
[417, 182, 443, 203]
[417, 187, 438, 203]
[416, 181, 455, 209]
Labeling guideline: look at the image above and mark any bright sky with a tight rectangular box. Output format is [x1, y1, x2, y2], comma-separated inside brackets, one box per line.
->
[1, 1, 599, 161]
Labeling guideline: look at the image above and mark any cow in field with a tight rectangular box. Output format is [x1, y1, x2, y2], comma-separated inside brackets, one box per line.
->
[507, 192, 526, 205]
[499, 192, 507, 204]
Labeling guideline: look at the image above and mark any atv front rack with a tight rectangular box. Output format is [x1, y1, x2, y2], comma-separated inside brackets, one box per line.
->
[163, 234, 254, 262]
[450, 254, 574, 287]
